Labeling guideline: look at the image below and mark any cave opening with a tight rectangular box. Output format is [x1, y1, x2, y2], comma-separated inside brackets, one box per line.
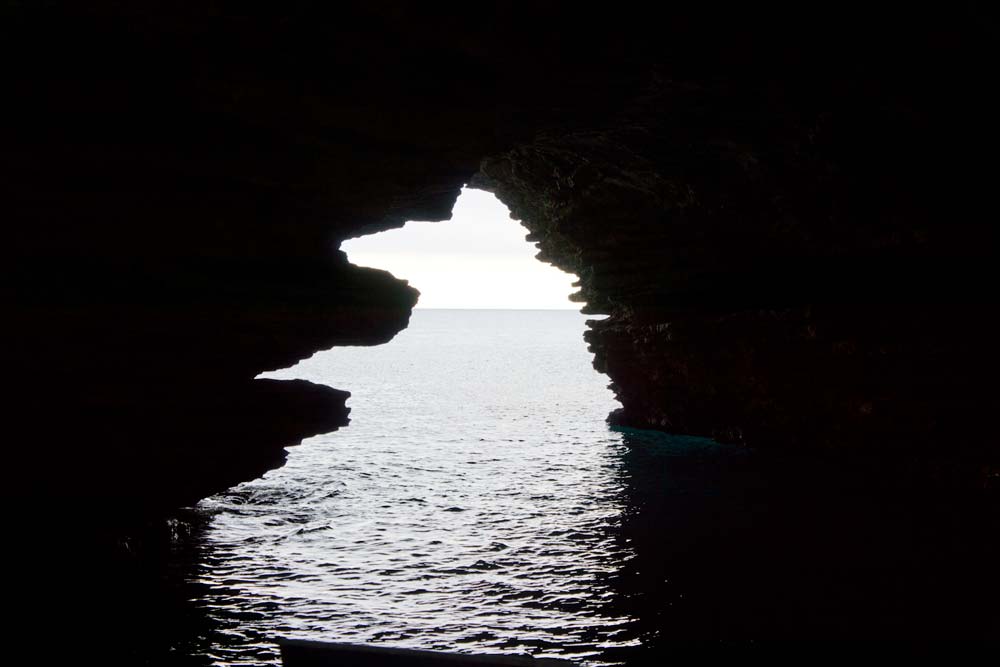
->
[185, 188, 640, 663]
[342, 188, 580, 311]
[7, 3, 1000, 660]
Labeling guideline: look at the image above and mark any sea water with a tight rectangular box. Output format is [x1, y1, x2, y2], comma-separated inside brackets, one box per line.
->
[193, 310, 645, 664]
[175, 309, 997, 665]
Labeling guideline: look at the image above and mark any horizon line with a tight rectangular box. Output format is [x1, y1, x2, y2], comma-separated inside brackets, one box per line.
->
[413, 306, 583, 311]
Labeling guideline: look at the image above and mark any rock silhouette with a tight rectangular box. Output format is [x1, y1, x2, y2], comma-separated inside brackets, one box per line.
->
[3, 2, 998, 508]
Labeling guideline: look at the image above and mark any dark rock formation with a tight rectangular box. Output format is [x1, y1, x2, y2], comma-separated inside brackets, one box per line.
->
[3, 2, 999, 510]
[477, 26, 1000, 482]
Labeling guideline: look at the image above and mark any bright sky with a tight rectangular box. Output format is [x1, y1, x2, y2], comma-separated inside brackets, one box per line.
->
[342, 188, 579, 309]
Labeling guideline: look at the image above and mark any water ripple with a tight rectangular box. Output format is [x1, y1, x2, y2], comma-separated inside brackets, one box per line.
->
[189, 311, 637, 665]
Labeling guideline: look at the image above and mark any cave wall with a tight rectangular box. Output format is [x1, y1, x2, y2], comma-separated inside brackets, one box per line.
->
[2, 2, 650, 509]
[4, 2, 998, 508]
[478, 58, 1000, 479]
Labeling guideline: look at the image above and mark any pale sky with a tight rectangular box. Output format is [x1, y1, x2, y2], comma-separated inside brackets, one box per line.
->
[342, 188, 579, 309]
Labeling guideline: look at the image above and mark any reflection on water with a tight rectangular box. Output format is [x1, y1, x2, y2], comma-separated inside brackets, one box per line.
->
[189, 310, 643, 664]
[80, 310, 997, 665]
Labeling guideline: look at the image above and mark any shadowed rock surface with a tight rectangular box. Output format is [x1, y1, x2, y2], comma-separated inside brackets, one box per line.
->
[3, 2, 999, 508]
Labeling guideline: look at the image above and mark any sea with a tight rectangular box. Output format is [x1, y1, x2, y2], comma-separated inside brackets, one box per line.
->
[191, 309, 646, 664]
[146, 309, 996, 665]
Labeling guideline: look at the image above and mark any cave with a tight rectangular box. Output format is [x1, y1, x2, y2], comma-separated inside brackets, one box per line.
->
[4, 2, 999, 658]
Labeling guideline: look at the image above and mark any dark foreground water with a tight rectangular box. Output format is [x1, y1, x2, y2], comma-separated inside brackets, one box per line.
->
[31, 310, 996, 664]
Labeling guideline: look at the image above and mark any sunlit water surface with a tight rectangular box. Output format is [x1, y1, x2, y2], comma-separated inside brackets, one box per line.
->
[191, 310, 653, 664]
[160, 309, 998, 665]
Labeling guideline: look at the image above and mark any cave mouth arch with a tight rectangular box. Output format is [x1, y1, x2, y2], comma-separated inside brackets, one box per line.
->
[224, 193, 630, 662]
[342, 187, 581, 311]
